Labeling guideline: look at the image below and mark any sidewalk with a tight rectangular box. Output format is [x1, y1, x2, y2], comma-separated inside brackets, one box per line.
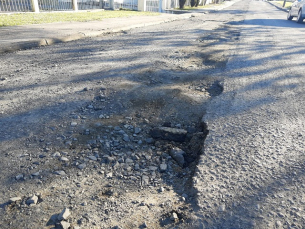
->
[0, 0, 236, 54]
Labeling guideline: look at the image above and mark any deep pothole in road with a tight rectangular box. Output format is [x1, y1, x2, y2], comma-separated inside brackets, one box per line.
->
[2, 21, 242, 229]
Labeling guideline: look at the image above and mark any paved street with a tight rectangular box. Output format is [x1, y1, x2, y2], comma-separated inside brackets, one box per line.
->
[1, 0, 305, 228]
[196, 0, 305, 228]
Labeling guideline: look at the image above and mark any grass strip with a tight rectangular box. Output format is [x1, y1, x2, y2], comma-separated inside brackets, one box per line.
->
[0, 10, 159, 27]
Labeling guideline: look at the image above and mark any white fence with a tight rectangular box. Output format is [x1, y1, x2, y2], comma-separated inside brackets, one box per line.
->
[0, 0, 205, 13]
[0, 0, 137, 12]
[145, 0, 158, 12]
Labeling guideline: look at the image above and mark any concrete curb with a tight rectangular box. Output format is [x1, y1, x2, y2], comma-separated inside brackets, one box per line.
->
[0, 14, 191, 54]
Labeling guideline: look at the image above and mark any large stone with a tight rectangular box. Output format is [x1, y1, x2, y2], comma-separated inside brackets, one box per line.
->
[60, 221, 70, 229]
[26, 195, 38, 205]
[9, 197, 22, 203]
[150, 127, 187, 142]
[169, 147, 185, 167]
[58, 208, 71, 221]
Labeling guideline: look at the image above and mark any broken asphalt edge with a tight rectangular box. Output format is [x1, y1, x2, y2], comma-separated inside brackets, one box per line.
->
[0, 14, 193, 54]
[267, 0, 289, 13]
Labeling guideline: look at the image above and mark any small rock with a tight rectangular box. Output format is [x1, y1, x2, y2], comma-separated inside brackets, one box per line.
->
[58, 208, 71, 221]
[15, 174, 24, 180]
[148, 166, 158, 171]
[26, 195, 38, 205]
[9, 197, 22, 203]
[60, 157, 69, 162]
[78, 163, 86, 170]
[141, 175, 149, 186]
[150, 127, 187, 142]
[60, 221, 70, 229]
[134, 127, 141, 134]
[70, 122, 77, 127]
[106, 172, 113, 178]
[54, 170, 66, 176]
[52, 152, 61, 157]
[145, 138, 154, 144]
[140, 222, 148, 228]
[88, 156, 97, 161]
[134, 164, 140, 170]
[31, 171, 40, 176]
[276, 220, 282, 227]
[171, 212, 179, 221]
[169, 147, 185, 167]
[182, 193, 188, 199]
[125, 158, 133, 164]
[160, 163, 167, 172]
[218, 204, 226, 212]
[123, 135, 130, 142]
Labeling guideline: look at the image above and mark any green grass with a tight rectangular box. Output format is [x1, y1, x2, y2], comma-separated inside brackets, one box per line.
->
[0, 10, 159, 27]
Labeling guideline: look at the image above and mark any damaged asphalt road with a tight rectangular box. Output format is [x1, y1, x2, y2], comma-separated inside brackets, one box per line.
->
[1, 0, 303, 228]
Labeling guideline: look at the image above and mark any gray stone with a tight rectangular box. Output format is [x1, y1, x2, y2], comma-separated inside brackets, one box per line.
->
[134, 164, 140, 170]
[9, 197, 22, 203]
[169, 147, 185, 167]
[52, 152, 61, 157]
[106, 172, 113, 178]
[134, 127, 141, 134]
[60, 221, 70, 229]
[70, 122, 77, 127]
[123, 134, 130, 142]
[171, 212, 178, 221]
[78, 163, 86, 170]
[60, 157, 69, 162]
[150, 127, 187, 142]
[149, 166, 158, 171]
[26, 195, 38, 205]
[31, 171, 40, 176]
[218, 204, 226, 212]
[125, 158, 133, 164]
[145, 138, 154, 144]
[88, 156, 97, 161]
[114, 126, 121, 131]
[54, 170, 66, 176]
[15, 174, 24, 180]
[141, 175, 149, 186]
[160, 163, 167, 172]
[58, 208, 71, 221]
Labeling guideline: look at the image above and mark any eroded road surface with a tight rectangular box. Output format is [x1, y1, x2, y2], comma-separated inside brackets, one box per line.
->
[195, 1, 305, 228]
[0, 0, 304, 228]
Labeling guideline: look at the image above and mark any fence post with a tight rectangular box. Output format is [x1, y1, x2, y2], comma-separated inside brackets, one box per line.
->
[109, 0, 115, 9]
[138, 0, 146, 11]
[30, 0, 39, 12]
[73, 0, 78, 11]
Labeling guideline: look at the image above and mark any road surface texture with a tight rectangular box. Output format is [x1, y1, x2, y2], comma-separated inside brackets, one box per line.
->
[0, 0, 302, 228]
[195, 0, 305, 228]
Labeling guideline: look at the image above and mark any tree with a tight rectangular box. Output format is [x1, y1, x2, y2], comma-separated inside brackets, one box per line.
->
[179, 0, 186, 9]
[191, 0, 199, 7]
